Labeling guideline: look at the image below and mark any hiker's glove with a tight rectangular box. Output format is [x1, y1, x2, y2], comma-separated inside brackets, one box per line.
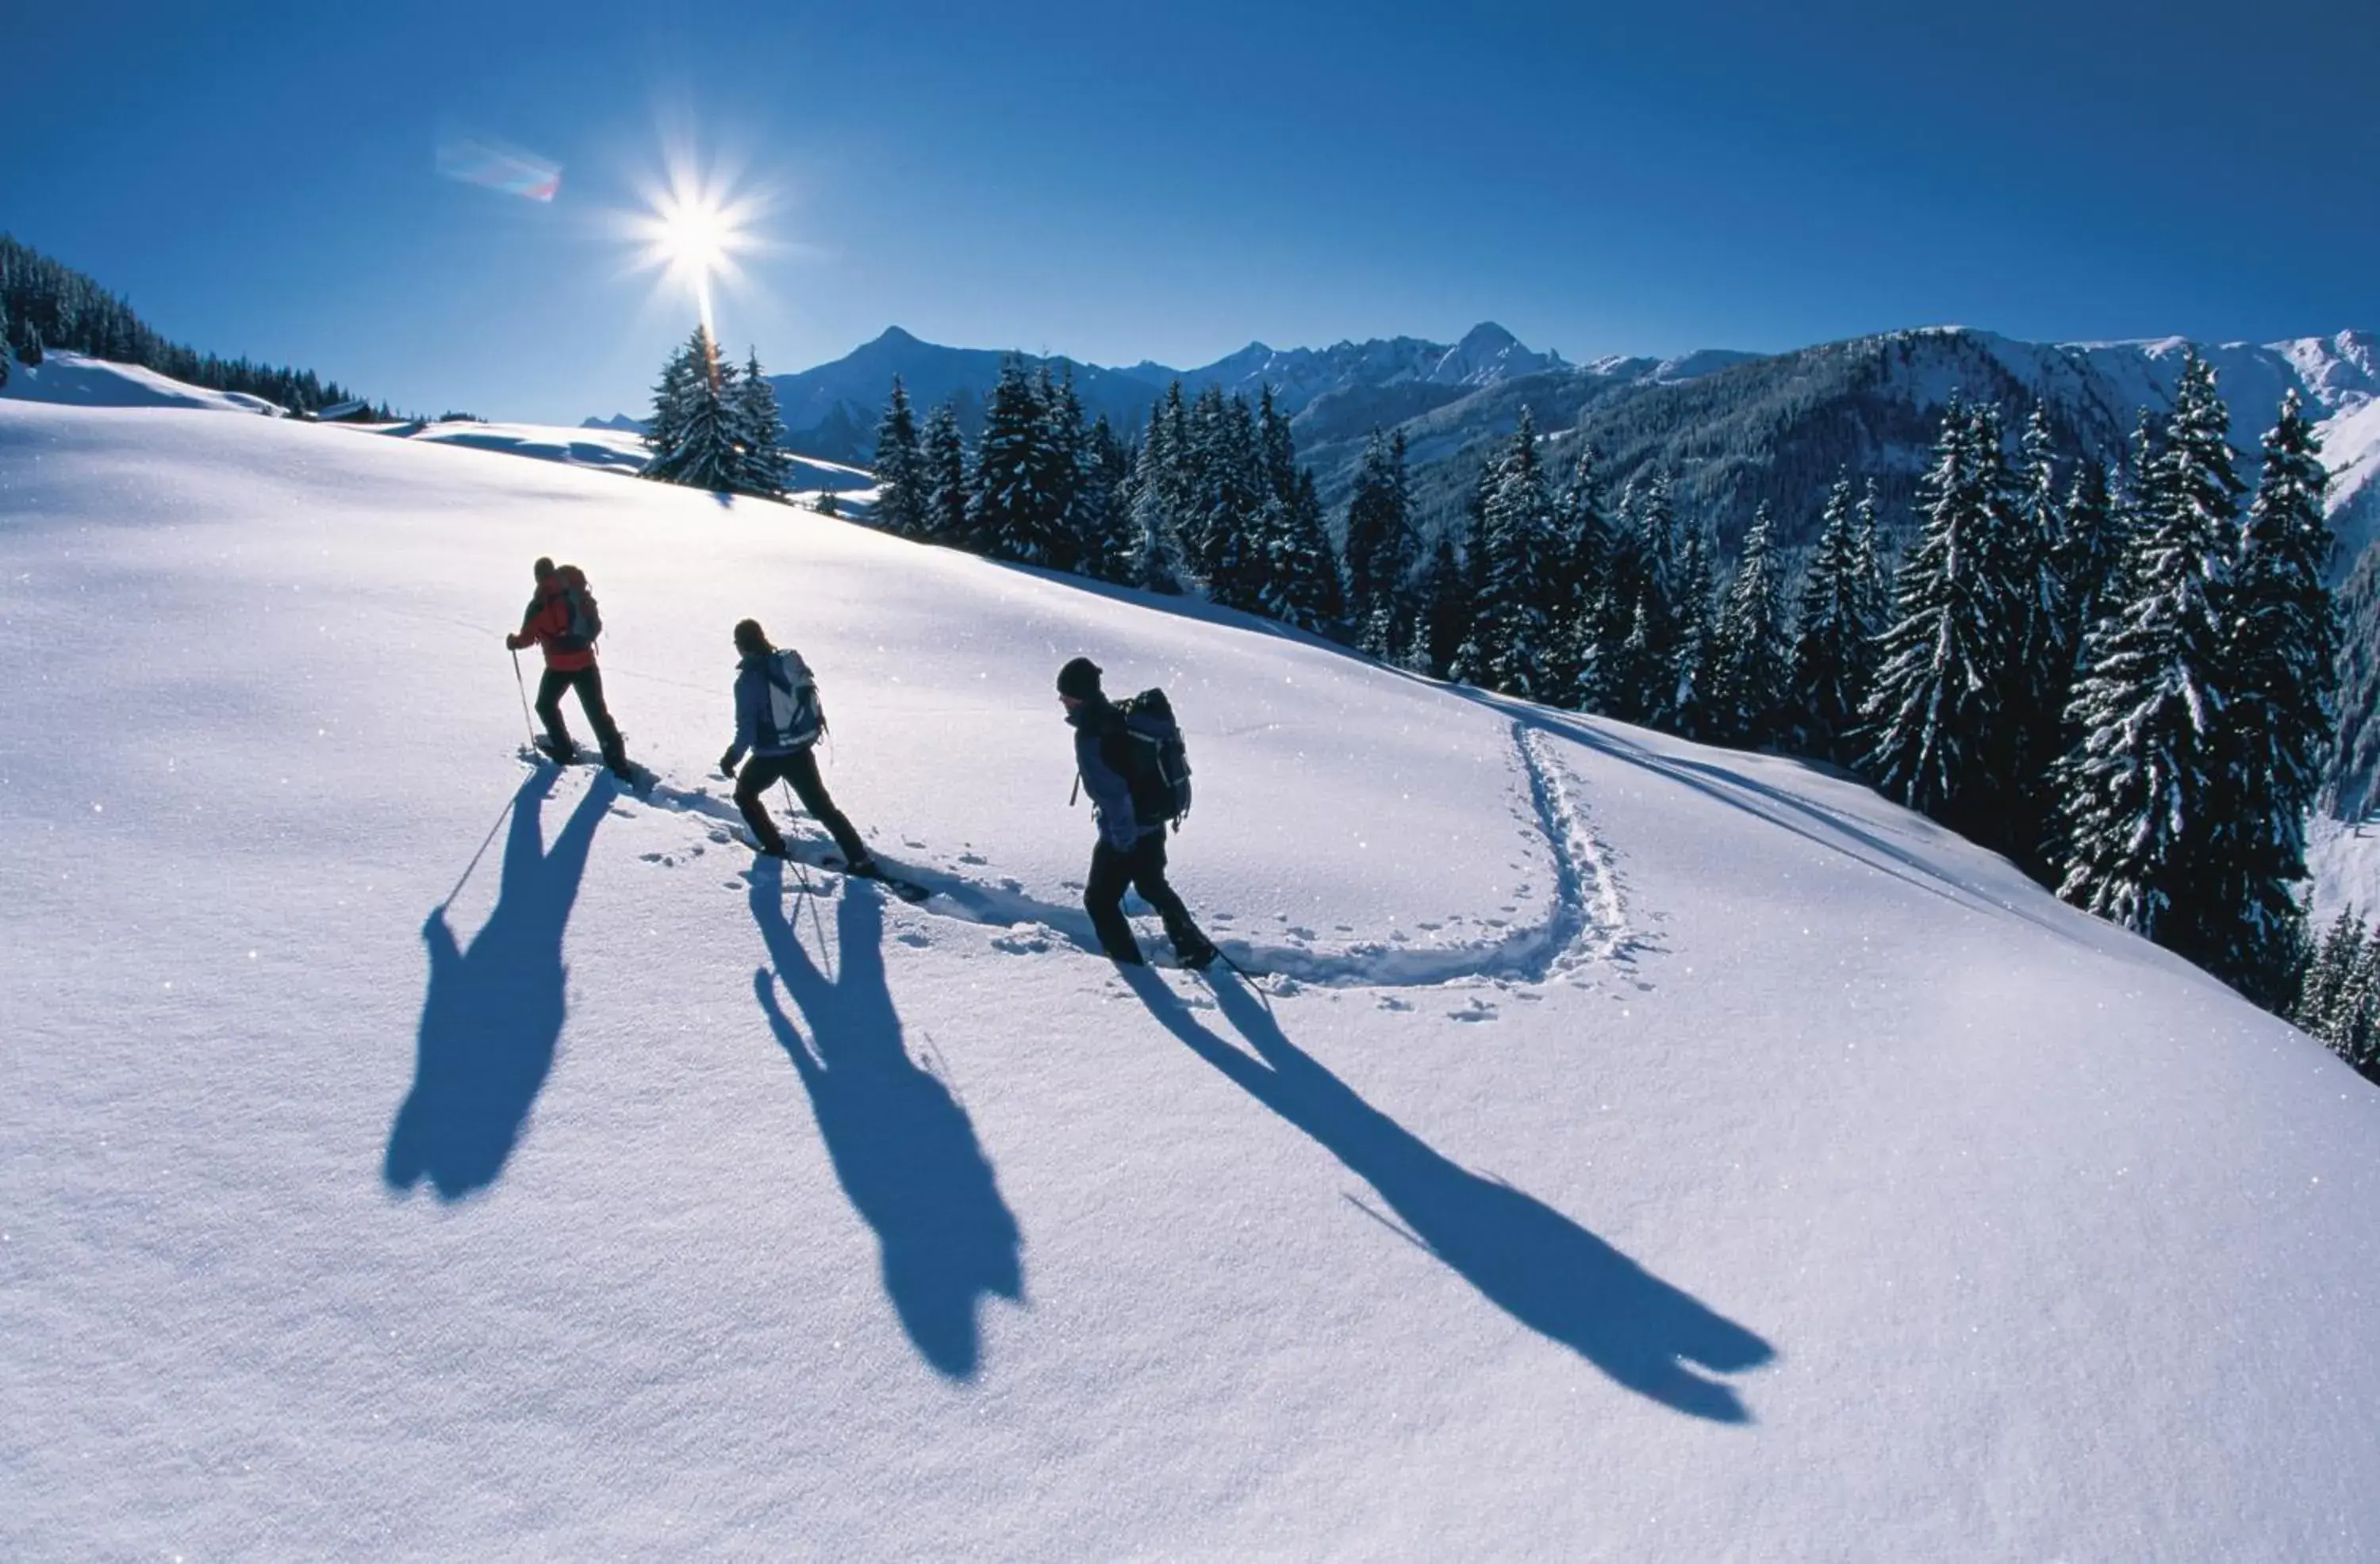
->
[719, 752, 740, 779]
[505, 633, 525, 650]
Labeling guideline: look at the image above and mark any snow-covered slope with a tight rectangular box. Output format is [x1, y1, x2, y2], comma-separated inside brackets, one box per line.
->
[5, 401, 2378, 1559]
[0, 348, 286, 416]
[340, 418, 880, 498]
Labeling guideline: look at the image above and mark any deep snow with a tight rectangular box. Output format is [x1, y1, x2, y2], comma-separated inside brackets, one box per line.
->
[4, 401, 2378, 1560]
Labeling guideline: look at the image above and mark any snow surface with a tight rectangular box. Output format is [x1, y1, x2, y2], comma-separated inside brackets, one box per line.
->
[5, 401, 2380, 1559]
[0, 349, 286, 416]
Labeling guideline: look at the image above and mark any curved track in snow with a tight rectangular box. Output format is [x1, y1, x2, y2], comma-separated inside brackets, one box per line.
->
[610, 719, 1630, 991]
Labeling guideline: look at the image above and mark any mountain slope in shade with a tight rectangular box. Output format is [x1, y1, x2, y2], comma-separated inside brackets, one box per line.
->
[5, 397, 2379, 1559]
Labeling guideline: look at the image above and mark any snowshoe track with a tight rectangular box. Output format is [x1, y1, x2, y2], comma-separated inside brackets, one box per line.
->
[564, 722, 1630, 992]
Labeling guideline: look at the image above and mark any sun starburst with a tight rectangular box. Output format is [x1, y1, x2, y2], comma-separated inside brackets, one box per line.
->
[624, 159, 765, 338]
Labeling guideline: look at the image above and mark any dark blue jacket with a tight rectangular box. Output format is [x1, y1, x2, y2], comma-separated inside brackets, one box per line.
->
[1069, 697, 1147, 849]
[724, 650, 815, 769]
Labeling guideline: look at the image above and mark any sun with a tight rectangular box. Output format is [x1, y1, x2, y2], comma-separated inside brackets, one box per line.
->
[625, 161, 762, 337]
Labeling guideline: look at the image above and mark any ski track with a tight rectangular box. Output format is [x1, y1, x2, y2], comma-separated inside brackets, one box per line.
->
[571, 719, 1632, 994]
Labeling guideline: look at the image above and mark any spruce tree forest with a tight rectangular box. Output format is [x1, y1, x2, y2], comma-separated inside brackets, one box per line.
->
[638, 328, 2371, 1077]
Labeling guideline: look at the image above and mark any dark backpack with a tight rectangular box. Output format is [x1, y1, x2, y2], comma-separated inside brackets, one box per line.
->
[1109, 688, 1193, 828]
[551, 566, 602, 652]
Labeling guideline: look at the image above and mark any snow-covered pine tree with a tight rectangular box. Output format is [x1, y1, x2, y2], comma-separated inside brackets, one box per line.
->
[645, 331, 749, 493]
[967, 355, 1064, 566]
[2294, 906, 2362, 1044]
[1863, 398, 2029, 847]
[1033, 366, 1085, 573]
[1462, 408, 1563, 698]
[920, 400, 969, 545]
[872, 377, 926, 537]
[1343, 427, 1415, 656]
[1073, 414, 1137, 584]
[643, 325, 709, 462]
[1415, 528, 1473, 679]
[733, 349, 791, 497]
[1128, 397, 1189, 592]
[2054, 352, 2244, 970]
[1706, 503, 1791, 747]
[2055, 458, 2125, 658]
[2002, 404, 2071, 875]
[1668, 524, 1719, 738]
[1790, 475, 1877, 764]
[1194, 389, 1269, 611]
[2215, 389, 2339, 1005]
[1545, 444, 1611, 706]
[1596, 474, 1680, 725]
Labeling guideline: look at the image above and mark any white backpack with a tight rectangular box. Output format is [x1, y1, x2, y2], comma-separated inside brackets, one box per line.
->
[762, 649, 824, 749]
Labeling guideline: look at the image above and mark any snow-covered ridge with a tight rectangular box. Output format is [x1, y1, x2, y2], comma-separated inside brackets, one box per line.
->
[6, 400, 2379, 1558]
[0, 348, 286, 416]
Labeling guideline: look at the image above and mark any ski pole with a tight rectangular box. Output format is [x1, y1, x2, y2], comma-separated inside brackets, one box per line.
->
[510, 646, 538, 750]
[782, 779, 832, 959]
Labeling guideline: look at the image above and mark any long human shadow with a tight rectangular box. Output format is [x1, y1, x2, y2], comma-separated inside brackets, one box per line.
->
[750, 872, 1023, 1379]
[385, 767, 613, 1200]
[1123, 966, 1775, 1421]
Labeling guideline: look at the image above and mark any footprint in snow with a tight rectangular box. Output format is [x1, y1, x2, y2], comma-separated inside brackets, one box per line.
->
[991, 924, 1058, 956]
[897, 931, 932, 949]
[1378, 995, 1415, 1012]
[959, 852, 989, 866]
[1449, 999, 1499, 1022]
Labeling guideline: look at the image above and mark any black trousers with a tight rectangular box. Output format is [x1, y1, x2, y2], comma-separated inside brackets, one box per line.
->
[1084, 828, 1210, 964]
[535, 666, 625, 765]
[736, 747, 869, 864]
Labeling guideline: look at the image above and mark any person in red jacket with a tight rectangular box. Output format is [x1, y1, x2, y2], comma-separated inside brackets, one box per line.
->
[506, 557, 632, 779]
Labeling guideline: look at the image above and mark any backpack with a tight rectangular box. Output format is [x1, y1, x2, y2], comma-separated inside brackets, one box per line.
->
[760, 648, 825, 749]
[551, 566, 602, 652]
[1110, 688, 1193, 828]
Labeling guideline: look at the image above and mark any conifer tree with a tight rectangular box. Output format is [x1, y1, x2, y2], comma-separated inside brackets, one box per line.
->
[733, 349, 790, 497]
[872, 377, 926, 537]
[1791, 476, 1878, 763]
[1416, 529, 1474, 680]
[1035, 366, 1085, 571]
[1544, 445, 1611, 703]
[1706, 503, 1791, 747]
[1668, 525, 1718, 738]
[919, 401, 970, 546]
[2217, 389, 2339, 1004]
[2055, 352, 2243, 968]
[2002, 405, 2071, 872]
[1073, 414, 1138, 583]
[1259, 468, 1345, 634]
[1863, 399, 2029, 845]
[1129, 397, 1190, 592]
[2055, 458, 2125, 657]
[968, 355, 1067, 566]
[644, 330, 747, 493]
[643, 325, 711, 462]
[1192, 389, 1269, 611]
[1344, 427, 1416, 657]
[1462, 408, 1563, 698]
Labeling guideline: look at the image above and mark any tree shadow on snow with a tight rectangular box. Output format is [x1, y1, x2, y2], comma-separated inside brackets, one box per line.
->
[1122, 965, 1775, 1422]
[750, 871, 1024, 1380]
[385, 767, 612, 1201]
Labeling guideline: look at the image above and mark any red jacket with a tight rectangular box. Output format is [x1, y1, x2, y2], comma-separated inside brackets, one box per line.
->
[513, 568, 597, 671]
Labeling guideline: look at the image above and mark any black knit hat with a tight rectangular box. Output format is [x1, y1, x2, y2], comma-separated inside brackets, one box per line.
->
[1056, 656, 1104, 700]
[533, 555, 555, 581]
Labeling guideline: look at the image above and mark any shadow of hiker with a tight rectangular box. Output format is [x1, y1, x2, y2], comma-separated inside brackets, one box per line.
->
[385, 767, 612, 1201]
[1121, 966, 1775, 1422]
[750, 871, 1023, 1380]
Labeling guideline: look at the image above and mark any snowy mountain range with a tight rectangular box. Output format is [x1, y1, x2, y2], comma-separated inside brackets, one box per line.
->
[8, 394, 2380, 1557]
[593, 321, 2380, 573]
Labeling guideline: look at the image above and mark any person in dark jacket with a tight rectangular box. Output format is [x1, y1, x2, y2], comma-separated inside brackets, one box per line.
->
[506, 556, 632, 779]
[720, 619, 877, 873]
[1058, 656, 1215, 969]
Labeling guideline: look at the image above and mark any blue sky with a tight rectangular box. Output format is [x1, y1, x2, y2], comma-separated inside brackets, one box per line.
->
[6, 1, 2374, 423]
